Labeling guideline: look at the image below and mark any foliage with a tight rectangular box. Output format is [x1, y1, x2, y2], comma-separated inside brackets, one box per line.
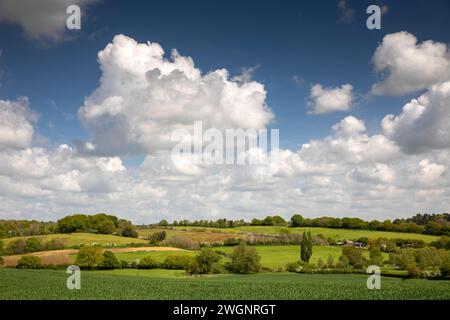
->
[300, 231, 313, 262]
[226, 244, 261, 274]
[138, 256, 159, 269]
[75, 246, 104, 269]
[117, 219, 138, 238]
[162, 255, 194, 270]
[24, 237, 42, 253]
[0, 256, 3, 266]
[431, 236, 450, 250]
[16, 255, 42, 269]
[0, 239, 3, 255]
[148, 231, 167, 244]
[6, 239, 26, 254]
[164, 236, 199, 250]
[341, 246, 368, 269]
[44, 238, 67, 250]
[56, 214, 118, 234]
[290, 214, 304, 227]
[369, 246, 384, 266]
[99, 250, 120, 269]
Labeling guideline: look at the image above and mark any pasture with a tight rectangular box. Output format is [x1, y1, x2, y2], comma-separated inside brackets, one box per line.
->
[169, 226, 439, 243]
[0, 269, 448, 300]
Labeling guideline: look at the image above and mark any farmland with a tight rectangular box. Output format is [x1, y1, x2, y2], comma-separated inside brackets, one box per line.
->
[0, 268, 448, 300]
[167, 226, 439, 243]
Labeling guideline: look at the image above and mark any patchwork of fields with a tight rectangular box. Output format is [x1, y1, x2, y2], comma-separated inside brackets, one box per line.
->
[0, 269, 448, 300]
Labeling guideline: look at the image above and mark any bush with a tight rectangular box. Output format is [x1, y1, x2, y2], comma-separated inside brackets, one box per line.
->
[327, 255, 334, 268]
[149, 231, 167, 244]
[196, 249, 222, 274]
[138, 256, 159, 269]
[0, 256, 3, 266]
[369, 247, 384, 266]
[286, 260, 315, 273]
[99, 250, 120, 269]
[440, 261, 450, 277]
[223, 238, 240, 246]
[117, 219, 138, 238]
[431, 236, 450, 250]
[17, 255, 42, 269]
[164, 236, 199, 250]
[336, 255, 349, 269]
[6, 239, 26, 255]
[120, 260, 129, 268]
[0, 239, 4, 255]
[45, 238, 66, 251]
[75, 246, 103, 269]
[341, 246, 368, 269]
[25, 237, 42, 253]
[163, 255, 194, 270]
[226, 244, 261, 274]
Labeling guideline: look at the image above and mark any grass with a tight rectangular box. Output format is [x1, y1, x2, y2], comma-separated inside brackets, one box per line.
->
[2, 233, 148, 248]
[214, 245, 388, 269]
[0, 268, 448, 300]
[137, 228, 238, 242]
[171, 226, 439, 243]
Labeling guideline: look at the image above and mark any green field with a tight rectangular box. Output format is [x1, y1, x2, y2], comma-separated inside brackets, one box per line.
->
[0, 269, 448, 300]
[2, 233, 148, 247]
[214, 245, 388, 269]
[171, 226, 439, 243]
[66, 245, 386, 270]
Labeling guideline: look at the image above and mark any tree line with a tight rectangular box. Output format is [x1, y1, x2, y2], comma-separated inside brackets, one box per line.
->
[158, 213, 450, 236]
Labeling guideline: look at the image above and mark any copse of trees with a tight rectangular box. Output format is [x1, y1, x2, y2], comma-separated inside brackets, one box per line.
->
[16, 255, 42, 269]
[226, 244, 261, 274]
[185, 248, 222, 274]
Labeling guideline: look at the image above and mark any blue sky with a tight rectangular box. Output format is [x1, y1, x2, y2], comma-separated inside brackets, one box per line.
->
[1, 0, 448, 151]
[0, 0, 450, 222]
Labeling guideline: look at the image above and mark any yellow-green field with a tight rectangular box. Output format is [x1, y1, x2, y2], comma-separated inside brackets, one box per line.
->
[168, 226, 439, 243]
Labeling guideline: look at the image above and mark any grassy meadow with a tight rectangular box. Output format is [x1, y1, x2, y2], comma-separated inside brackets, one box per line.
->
[168, 226, 439, 243]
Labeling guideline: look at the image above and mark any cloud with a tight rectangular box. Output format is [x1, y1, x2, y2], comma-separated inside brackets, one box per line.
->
[77, 35, 273, 156]
[382, 81, 450, 154]
[1, 34, 450, 222]
[308, 83, 354, 114]
[337, 0, 355, 23]
[0, 0, 98, 42]
[371, 31, 450, 96]
[0, 97, 36, 150]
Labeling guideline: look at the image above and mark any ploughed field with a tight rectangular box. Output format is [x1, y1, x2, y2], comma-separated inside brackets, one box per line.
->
[0, 269, 448, 300]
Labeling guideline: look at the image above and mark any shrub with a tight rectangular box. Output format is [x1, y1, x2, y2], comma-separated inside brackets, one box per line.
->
[286, 260, 315, 273]
[164, 236, 199, 250]
[163, 255, 194, 270]
[99, 250, 120, 269]
[45, 238, 66, 251]
[17, 255, 42, 269]
[431, 236, 450, 250]
[149, 231, 167, 244]
[327, 255, 334, 268]
[0, 256, 3, 266]
[120, 260, 129, 268]
[117, 219, 138, 238]
[0, 239, 3, 255]
[6, 239, 26, 255]
[25, 237, 42, 253]
[75, 246, 103, 269]
[223, 238, 240, 246]
[138, 256, 159, 269]
[336, 255, 349, 269]
[341, 246, 368, 269]
[440, 261, 450, 277]
[369, 247, 384, 266]
[196, 249, 222, 274]
[226, 244, 261, 274]
[317, 258, 325, 269]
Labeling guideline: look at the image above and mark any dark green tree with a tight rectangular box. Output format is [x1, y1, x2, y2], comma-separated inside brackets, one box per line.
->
[24, 237, 42, 253]
[227, 244, 261, 274]
[17, 255, 42, 269]
[75, 246, 103, 269]
[300, 231, 313, 262]
[290, 214, 304, 227]
[99, 250, 120, 269]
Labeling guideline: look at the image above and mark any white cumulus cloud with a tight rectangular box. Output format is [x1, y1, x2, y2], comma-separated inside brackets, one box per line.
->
[371, 31, 450, 96]
[308, 83, 354, 114]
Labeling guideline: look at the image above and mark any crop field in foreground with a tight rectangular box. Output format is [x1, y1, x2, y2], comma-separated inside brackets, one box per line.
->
[0, 269, 448, 300]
